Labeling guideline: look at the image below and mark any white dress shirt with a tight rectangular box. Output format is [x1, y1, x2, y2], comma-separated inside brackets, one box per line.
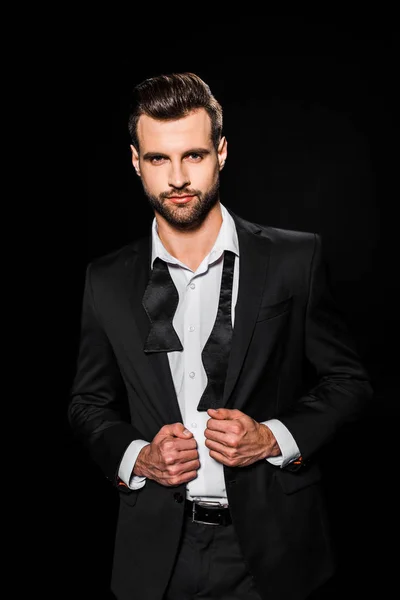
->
[119, 204, 300, 503]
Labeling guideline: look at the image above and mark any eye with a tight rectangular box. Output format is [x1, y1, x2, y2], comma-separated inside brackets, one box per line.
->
[186, 153, 202, 161]
[150, 156, 167, 165]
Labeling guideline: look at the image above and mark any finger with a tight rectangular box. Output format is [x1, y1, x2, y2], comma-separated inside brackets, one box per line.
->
[205, 438, 233, 457]
[205, 418, 234, 433]
[172, 438, 198, 451]
[180, 458, 200, 472]
[175, 449, 200, 463]
[208, 450, 235, 467]
[204, 427, 230, 443]
[160, 440, 198, 466]
[161, 422, 193, 438]
[167, 458, 200, 476]
[180, 470, 199, 483]
[166, 469, 199, 487]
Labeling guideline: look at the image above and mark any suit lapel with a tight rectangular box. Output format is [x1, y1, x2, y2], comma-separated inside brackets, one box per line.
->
[124, 234, 183, 425]
[222, 214, 271, 407]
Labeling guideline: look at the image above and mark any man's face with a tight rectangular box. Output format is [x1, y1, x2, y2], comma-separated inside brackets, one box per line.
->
[131, 108, 227, 230]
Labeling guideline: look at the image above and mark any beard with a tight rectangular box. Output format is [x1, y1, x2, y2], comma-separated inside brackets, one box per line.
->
[142, 178, 220, 231]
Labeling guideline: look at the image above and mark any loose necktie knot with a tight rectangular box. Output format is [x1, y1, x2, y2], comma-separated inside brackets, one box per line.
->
[141, 250, 235, 410]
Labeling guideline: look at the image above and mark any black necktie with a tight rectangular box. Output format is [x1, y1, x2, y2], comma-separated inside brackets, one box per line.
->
[197, 250, 235, 411]
[142, 257, 183, 353]
[142, 250, 235, 410]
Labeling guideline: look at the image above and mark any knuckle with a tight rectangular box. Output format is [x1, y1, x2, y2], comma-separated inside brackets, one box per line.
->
[168, 464, 180, 476]
[227, 447, 237, 459]
[227, 434, 238, 446]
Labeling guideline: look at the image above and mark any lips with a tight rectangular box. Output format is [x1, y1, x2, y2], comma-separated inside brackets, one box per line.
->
[167, 195, 195, 204]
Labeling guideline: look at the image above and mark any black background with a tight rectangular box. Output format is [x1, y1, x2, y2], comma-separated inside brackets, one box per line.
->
[61, 18, 397, 599]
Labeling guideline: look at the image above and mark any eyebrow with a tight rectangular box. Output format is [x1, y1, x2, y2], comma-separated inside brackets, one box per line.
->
[142, 148, 212, 160]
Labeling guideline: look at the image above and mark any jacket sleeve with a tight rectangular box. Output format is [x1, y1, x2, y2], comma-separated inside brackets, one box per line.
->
[279, 233, 373, 464]
[68, 263, 143, 485]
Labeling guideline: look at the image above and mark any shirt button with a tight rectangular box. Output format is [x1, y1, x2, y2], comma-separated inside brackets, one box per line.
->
[191, 423, 197, 428]
[189, 371, 195, 379]
[189, 283, 196, 289]
[188, 325, 195, 332]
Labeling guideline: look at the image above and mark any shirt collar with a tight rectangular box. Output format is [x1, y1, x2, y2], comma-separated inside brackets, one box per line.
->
[151, 202, 239, 268]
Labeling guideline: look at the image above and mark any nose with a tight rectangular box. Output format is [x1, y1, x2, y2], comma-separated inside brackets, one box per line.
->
[168, 161, 190, 190]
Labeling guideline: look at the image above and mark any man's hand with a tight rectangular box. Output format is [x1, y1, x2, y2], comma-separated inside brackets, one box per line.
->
[204, 408, 281, 467]
[133, 423, 200, 486]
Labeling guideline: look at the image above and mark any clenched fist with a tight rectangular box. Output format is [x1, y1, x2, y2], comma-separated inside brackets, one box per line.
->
[204, 408, 281, 467]
[133, 422, 200, 487]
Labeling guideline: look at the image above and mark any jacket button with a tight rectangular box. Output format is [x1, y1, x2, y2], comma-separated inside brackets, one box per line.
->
[173, 492, 184, 503]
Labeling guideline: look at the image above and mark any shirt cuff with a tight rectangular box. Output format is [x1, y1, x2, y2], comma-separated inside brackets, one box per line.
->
[118, 439, 150, 489]
[261, 419, 301, 468]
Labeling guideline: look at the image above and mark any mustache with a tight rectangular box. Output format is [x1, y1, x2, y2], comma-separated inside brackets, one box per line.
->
[160, 189, 199, 199]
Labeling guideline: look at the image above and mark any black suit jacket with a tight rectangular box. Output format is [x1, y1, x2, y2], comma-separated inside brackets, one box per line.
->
[69, 209, 372, 600]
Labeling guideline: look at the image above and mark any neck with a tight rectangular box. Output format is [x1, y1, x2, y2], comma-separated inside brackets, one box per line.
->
[155, 202, 223, 271]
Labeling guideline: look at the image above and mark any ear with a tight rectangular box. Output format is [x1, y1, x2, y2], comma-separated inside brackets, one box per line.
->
[217, 136, 228, 170]
[130, 144, 141, 176]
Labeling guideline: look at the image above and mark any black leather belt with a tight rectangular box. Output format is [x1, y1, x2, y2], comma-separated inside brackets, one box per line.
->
[185, 499, 232, 526]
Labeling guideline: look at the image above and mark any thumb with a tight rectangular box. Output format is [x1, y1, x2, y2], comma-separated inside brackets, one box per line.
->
[207, 408, 230, 419]
[207, 408, 243, 420]
[166, 422, 193, 438]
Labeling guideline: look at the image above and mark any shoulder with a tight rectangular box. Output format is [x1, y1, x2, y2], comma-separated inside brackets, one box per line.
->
[230, 209, 320, 253]
[86, 235, 149, 283]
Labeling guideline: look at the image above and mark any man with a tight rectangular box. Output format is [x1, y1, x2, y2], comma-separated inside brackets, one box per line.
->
[69, 72, 372, 600]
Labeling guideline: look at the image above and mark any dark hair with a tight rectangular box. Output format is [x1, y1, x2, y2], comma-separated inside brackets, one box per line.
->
[128, 72, 223, 152]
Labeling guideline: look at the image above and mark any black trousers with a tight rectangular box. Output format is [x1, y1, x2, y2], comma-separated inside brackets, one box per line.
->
[163, 513, 263, 600]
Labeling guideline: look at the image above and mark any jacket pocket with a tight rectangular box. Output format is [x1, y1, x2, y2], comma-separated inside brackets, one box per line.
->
[274, 462, 321, 494]
[256, 296, 293, 323]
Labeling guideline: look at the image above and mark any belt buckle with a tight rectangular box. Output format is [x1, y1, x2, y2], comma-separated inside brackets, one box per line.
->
[192, 500, 222, 526]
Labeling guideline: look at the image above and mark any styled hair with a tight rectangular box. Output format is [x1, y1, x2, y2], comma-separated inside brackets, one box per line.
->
[128, 72, 223, 151]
